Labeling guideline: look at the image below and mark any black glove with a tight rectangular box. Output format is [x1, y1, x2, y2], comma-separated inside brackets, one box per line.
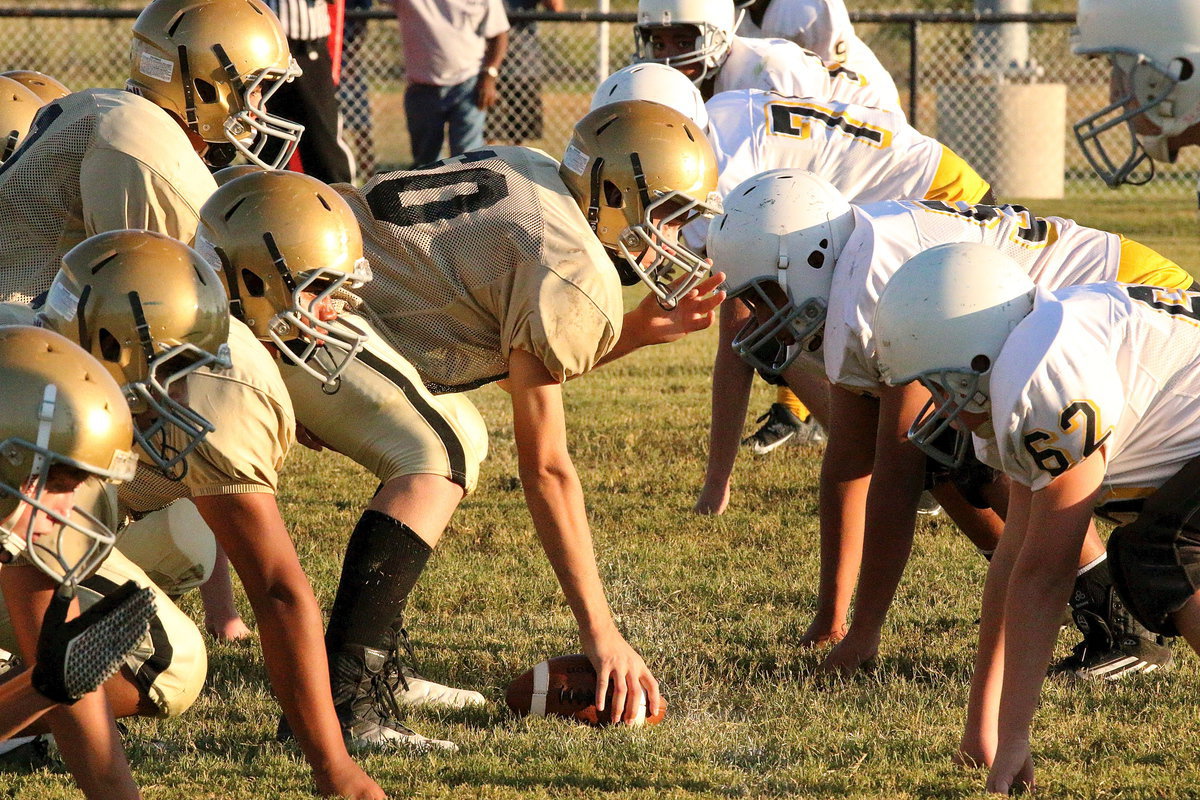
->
[30, 581, 155, 704]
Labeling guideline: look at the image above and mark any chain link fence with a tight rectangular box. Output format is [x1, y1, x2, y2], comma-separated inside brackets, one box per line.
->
[0, 4, 1195, 199]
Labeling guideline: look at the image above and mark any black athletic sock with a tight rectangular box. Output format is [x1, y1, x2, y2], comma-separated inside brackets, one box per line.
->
[325, 509, 432, 653]
[1071, 554, 1112, 613]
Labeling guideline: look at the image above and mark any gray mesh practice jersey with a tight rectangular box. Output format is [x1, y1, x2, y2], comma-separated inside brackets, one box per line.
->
[336, 146, 623, 392]
[0, 89, 216, 303]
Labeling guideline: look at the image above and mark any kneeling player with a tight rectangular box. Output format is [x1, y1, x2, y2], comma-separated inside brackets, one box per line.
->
[872, 244, 1200, 793]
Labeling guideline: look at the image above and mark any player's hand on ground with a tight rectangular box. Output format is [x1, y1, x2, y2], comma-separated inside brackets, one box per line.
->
[693, 481, 730, 515]
[953, 736, 993, 770]
[797, 617, 848, 649]
[313, 759, 386, 800]
[205, 614, 255, 643]
[985, 743, 1034, 795]
[816, 628, 878, 677]
[582, 625, 662, 725]
[633, 270, 727, 347]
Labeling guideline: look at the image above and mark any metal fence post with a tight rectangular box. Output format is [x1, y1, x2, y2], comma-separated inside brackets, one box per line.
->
[909, 19, 920, 128]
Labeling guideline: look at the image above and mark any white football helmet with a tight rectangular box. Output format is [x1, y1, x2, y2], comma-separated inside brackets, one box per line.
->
[707, 169, 854, 373]
[1072, 0, 1200, 186]
[873, 242, 1036, 468]
[590, 64, 710, 128]
[635, 0, 737, 85]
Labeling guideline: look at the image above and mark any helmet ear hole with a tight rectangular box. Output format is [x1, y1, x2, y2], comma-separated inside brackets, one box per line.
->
[193, 78, 218, 104]
[602, 180, 624, 208]
[241, 268, 266, 297]
[1175, 58, 1195, 82]
[970, 354, 991, 372]
[98, 328, 123, 364]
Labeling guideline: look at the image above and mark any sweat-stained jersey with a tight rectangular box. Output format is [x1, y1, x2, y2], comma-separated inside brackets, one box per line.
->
[735, 0, 901, 111]
[980, 283, 1200, 521]
[334, 146, 624, 392]
[705, 89, 988, 205]
[714, 36, 903, 117]
[119, 318, 295, 516]
[0, 89, 216, 303]
[822, 200, 1195, 394]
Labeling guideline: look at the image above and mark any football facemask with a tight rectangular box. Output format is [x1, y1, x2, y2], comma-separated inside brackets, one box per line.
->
[727, 278, 825, 375]
[614, 189, 721, 309]
[1073, 52, 1176, 187]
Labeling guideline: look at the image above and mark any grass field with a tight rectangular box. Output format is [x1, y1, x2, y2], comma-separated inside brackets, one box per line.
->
[5, 197, 1200, 799]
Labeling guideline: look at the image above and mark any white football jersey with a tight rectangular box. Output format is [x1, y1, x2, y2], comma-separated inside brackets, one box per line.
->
[982, 283, 1200, 520]
[0, 89, 216, 304]
[705, 89, 986, 205]
[735, 0, 901, 111]
[714, 36, 903, 116]
[823, 200, 1124, 394]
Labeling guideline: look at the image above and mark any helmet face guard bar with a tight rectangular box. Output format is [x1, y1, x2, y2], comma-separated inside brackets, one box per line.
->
[0, 390, 136, 591]
[1073, 52, 1175, 187]
[617, 189, 720, 310]
[262, 233, 374, 390]
[212, 44, 305, 170]
[130, 340, 232, 480]
[907, 373, 979, 469]
[727, 279, 825, 375]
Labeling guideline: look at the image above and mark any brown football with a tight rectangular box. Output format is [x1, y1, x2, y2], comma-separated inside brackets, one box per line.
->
[504, 654, 666, 727]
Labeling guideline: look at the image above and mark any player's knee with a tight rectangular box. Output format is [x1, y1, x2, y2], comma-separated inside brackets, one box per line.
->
[139, 604, 208, 718]
[1108, 517, 1200, 637]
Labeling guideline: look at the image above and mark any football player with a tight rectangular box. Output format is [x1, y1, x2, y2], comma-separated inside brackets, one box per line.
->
[633, 0, 908, 456]
[590, 64, 993, 511]
[735, 0, 900, 109]
[1072, 0, 1200, 187]
[0, 0, 304, 304]
[0, 324, 150, 800]
[711, 169, 1192, 675]
[197, 102, 723, 741]
[21, 231, 388, 799]
[873, 245, 1200, 793]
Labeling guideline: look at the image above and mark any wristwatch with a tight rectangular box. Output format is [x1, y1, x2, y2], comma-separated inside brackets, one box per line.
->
[482, 65, 500, 78]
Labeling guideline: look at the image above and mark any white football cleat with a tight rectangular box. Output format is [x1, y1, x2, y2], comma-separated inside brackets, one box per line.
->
[393, 665, 487, 709]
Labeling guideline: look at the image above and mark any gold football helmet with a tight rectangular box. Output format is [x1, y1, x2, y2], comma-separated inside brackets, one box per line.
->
[0, 326, 137, 588]
[0, 76, 43, 163]
[40, 230, 232, 478]
[127, 0, 303, 169]
[560, 100, 720, 308]
[0, 70, 70, 104]
[195, 170, 372, 389]
[212, 163, 264, 186]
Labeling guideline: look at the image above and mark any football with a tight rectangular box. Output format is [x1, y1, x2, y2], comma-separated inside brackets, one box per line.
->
[505, 654, 666, 727]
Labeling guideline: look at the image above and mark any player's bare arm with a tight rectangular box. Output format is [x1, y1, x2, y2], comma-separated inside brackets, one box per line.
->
[985, 456, 1104, 795]
[191, 493, 385, 800]
[600, 271, 727, 368]
[506, 348, 663, 724]
[695, 299, 756, 515]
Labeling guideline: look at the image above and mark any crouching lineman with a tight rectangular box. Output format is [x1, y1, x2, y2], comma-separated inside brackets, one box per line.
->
[0, 325, 154, 799]
[709, 169, 1193, 677]
[195, 100, 724, 744]
[18, 231, 385, 799]
[873, 244, 1200, 793]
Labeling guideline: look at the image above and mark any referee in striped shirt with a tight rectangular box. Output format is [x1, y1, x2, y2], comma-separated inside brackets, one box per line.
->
[263, 0, 356, 183]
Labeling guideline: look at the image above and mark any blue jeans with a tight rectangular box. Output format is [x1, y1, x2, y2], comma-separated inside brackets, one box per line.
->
[404, 77, 486, 166]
